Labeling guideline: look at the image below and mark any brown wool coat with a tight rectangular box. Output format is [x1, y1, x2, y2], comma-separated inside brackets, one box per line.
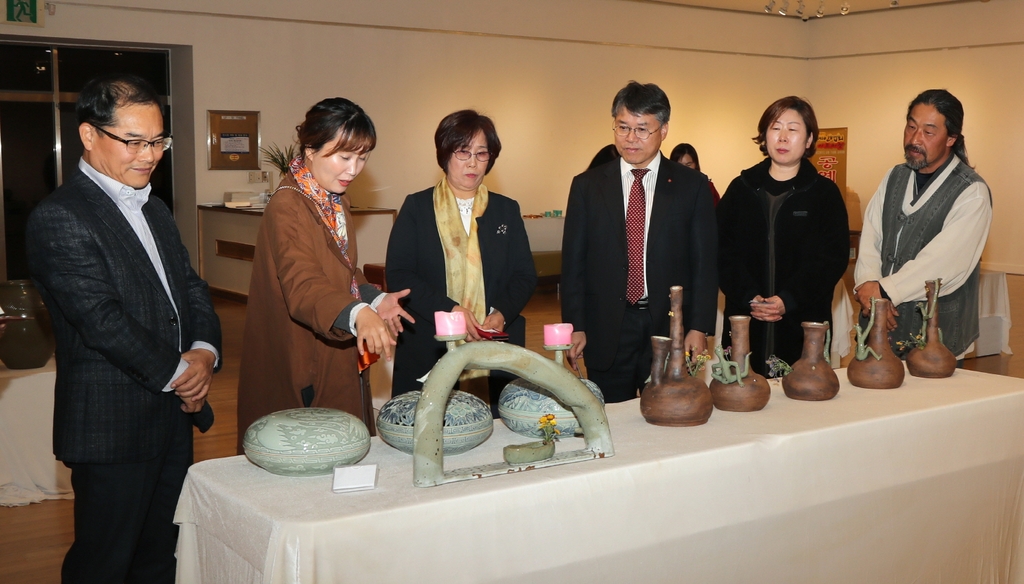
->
[236, 175, 374, 453]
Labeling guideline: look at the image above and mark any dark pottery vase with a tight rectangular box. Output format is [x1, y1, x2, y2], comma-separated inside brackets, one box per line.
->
[847, 298, 905, 389]
[782, 322, 839, 401]
[639, 286, 713, 427]
[709, 315, 770, 411]
[0, 280, 55, 369]
[906, 280, 956, 379]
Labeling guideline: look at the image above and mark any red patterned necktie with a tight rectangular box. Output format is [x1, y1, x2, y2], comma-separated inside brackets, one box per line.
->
[626, 168, 650, 304]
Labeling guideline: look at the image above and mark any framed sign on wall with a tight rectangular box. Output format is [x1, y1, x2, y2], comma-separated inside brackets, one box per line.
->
[207, 110, 260, 170]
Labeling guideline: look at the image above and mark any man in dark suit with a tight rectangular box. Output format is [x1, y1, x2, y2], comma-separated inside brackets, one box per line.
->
[26, 74, 221, 583]
[562, 81, 718, 403]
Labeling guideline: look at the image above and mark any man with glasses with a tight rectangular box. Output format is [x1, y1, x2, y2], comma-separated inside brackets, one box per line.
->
[26, 73, 221, 583]
[561, 81, 718, 403]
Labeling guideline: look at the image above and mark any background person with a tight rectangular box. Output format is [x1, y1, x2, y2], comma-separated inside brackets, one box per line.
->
[561, 81, 718, 403]
[237, 98, 412, 450]
[386, 110, 536, 414]
[26, 73, 221, 583]
[716, 96, 849, 375]
[669, 142, 720, 206]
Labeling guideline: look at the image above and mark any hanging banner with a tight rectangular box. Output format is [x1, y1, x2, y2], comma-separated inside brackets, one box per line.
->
[813, 127, 847, 198]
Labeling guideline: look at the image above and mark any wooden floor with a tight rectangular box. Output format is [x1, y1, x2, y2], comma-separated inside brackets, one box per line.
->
[2, 277, 1022, 583]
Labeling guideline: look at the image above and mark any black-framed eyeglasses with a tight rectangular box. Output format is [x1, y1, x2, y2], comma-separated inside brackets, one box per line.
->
[613, 124, 662, 140]
[92, 125, 172, 153]
[453, 150, 491, 162]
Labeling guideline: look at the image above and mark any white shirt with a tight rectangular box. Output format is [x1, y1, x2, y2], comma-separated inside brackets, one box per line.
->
[854, 155, 992, 308]
[79, 159, 219, 391]
[619, 155, 661, 299]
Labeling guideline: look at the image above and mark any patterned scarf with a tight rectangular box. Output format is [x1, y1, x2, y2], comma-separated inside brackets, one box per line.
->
[434, 177, 488, 380]
[286, 156, 360, 297]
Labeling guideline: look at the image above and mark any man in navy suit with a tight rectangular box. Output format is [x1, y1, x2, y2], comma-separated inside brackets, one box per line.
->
[561, 81, 718, 403]
[26, 74, 221, 583]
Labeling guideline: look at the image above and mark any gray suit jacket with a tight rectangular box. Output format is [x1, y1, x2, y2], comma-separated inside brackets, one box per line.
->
[26, 170, 221, 464]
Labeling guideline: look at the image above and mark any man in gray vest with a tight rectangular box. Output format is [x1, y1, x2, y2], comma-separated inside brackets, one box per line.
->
[854, 89, 992, 358]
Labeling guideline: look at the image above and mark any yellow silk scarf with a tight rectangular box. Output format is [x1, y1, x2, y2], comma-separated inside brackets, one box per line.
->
[433, 177, 488, 380]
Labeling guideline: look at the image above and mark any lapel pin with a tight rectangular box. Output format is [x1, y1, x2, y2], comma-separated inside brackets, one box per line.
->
[497, 224, 507, 234]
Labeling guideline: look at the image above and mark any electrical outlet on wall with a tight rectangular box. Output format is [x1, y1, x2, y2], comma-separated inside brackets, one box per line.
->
[247, 171, 270, 184]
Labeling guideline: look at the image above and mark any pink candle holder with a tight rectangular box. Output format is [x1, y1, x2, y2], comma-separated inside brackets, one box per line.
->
[435, 311, 466, 336]
[544, 323, 573, 347]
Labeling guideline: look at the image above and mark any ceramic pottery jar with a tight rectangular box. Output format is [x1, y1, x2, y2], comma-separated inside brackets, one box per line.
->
[906, 280, 956, 378]
[640, 286, 714, 426]
[847, 298, 905, 389]
[377, 390, 493, 455]
[782, 322, 840, 401]
[498, 378, 604, 439]
[0, 280, 56, 369]
[242, 408, 371, 476]
[502, 440, 555, 465]
[709, 315, 771, 411]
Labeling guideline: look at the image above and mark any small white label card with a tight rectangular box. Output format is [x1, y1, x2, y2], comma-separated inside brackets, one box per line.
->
[332, 464, 378, 493]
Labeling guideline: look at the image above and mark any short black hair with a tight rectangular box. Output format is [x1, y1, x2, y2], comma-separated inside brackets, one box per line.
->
[76, 73, 162, 128]
[753, 96, 819, 159]
[434, 110, 501, 174]
[297, 97, 376, 157]
[611, 81, 670, 125]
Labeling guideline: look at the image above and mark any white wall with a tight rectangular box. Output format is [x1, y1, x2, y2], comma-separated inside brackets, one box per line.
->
[2, 0, 1021, 271]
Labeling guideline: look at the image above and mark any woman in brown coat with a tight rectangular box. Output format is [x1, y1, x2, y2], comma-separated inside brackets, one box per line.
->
[237, 98, 412, 451]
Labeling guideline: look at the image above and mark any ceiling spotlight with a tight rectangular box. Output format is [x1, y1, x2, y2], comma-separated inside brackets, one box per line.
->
[779, 0, 789, 15]
[840, 2, 850, 15]
[765, 0, 776, 13]
[796, 0, 805, 16]
[816, 0, 825, 17]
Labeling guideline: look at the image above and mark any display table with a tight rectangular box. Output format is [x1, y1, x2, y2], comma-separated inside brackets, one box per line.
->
[0, 360, 72, 506]
[176, 368, 1024, 583]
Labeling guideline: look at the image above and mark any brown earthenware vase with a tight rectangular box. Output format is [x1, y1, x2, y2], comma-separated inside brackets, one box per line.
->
[906, 280, 956, 379]
[847, 298, 905, 389]
[639, 286, 713, 427]
[0, 280, 55, 369]
[709, 315, 770, 411]
[782, 322, 840, 401]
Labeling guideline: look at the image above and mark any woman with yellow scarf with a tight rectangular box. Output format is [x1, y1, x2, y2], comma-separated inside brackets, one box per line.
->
[386, 110, 537, 415]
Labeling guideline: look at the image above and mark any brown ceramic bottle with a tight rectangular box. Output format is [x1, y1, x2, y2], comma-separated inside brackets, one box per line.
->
[906, 280, 956, 378]
[709, 315, 771, 411]
[782, 322, 840, 401]
[640, 286, 713, 427]
[847, 298, 905, 389]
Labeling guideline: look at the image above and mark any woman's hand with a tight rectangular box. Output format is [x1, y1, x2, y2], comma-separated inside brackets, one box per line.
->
[750, 295, 786, 322]
[375, 289, 415, 337]
[451, 305, 482, 341]
[355, 308, 397, 360]
[480, 310, 505, 333]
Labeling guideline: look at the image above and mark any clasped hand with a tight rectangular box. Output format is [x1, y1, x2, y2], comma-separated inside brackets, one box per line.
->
[172, 348, 216, 413]
[750, 295, 785, 322]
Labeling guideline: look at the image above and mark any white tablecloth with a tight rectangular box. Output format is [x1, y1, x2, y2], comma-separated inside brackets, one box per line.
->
[176, 368, 1024, 583]
[522, 216, 564, 252]
[978, 269, 1013, 356]
[0, 359, 72, 506]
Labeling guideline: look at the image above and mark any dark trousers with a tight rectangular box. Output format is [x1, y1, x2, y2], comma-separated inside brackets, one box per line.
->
[587, 304, 654, 403]
[62, 422, 192, 584]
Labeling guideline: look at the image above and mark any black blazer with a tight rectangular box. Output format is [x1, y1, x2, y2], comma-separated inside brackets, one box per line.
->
[561, 156, 718, 369]
[26, 170, 222, 464]
[385, 188, 537, 395]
